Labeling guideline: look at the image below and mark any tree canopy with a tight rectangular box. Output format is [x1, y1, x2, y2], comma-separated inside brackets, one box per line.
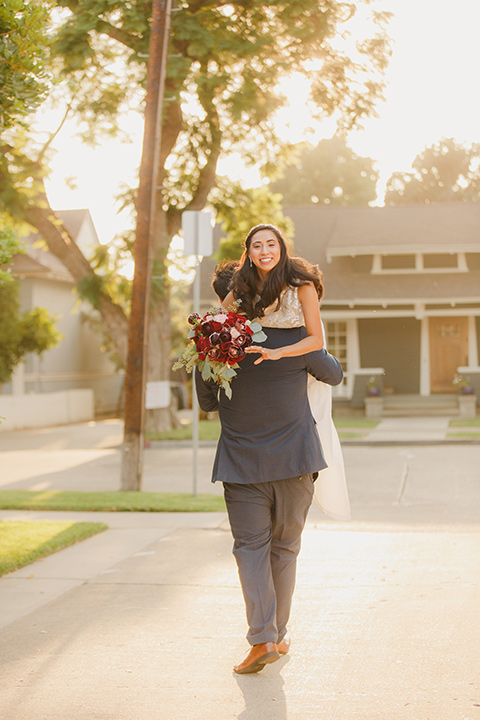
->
[48, 0, 391, 233]
[0, 0, 50, 130]
[385, 137, 480, 205]
[270, 136, 378, 205]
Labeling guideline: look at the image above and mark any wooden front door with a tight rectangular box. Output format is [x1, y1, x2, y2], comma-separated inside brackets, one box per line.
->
[429, 317, 469, 393]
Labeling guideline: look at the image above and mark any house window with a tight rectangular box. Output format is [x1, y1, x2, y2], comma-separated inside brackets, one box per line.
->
[382, 254, 416, 270]
[326, 320, 348, 381]
[423, 253, 458, 269]
[437, 323, 461, 338]
[372, 252, 467, 274]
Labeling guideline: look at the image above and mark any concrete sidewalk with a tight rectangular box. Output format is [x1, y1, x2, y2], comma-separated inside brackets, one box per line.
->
[1, 419, 480, 719]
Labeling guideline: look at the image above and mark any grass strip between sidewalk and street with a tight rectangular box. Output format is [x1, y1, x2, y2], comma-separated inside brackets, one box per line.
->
[145, 419, 221, 442]
[0, 490, 226, 513]
[449, 418, 480, 426]
[447, 417, 480, 438]
[146, 417, 380, 442]
[0, 520, 108, 577]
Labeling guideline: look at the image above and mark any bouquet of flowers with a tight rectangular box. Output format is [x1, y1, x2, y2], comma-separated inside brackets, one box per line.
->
[173, 306, 267, 398]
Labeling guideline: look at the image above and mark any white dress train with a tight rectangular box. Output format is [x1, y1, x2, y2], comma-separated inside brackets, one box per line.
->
[261, 286, 351, 521]
[307, 377, 351, 520]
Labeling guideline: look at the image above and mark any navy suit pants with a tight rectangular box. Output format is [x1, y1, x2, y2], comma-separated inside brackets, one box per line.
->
[223, 475, 314, 646]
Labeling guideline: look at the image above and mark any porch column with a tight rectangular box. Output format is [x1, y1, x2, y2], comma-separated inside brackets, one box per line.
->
[468, 316, 478, 366]
[420, 317, 430, 396]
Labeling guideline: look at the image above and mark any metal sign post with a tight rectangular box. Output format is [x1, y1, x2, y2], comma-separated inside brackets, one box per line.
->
[181, 211, 213, 496]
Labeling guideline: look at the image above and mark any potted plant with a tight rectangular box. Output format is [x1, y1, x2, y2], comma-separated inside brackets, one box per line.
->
[453, 374, 477, 418]
[452, 373, 475, 395]
[365, 376, 383, 417]
[366, 376, 382, 397]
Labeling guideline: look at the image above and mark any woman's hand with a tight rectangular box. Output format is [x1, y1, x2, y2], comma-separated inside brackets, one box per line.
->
[245, 345, 283, 364]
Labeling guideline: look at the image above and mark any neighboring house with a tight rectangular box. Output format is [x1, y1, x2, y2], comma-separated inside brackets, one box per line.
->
[198, 202, 480, 407]
[5, 209, 124, 415]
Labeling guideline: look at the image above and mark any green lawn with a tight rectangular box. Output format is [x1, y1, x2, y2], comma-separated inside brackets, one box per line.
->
[333, 418, 379, 429]
[0, 520, 108, 577]
[146, 419, 221, 442]
[448, 417, 480, 437]
[0, 490, 226, 513]
[447, 431, 480, 438]
[146, 417, 379, 442]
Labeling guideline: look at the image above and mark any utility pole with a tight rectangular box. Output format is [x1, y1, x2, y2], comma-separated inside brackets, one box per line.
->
[121, 0, 171, 491]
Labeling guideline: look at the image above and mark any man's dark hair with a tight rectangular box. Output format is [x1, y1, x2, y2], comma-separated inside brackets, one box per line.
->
[212, 260, 240, 301]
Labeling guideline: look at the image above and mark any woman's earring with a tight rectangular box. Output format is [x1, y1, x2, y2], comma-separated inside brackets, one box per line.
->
[249, 257, 253, 267]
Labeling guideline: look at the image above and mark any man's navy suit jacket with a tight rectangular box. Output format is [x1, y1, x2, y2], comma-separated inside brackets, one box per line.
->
[195, 326, 343, 485]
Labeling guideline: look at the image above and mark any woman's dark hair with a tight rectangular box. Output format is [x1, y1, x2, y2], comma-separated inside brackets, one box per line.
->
[230, 224, 324, 319]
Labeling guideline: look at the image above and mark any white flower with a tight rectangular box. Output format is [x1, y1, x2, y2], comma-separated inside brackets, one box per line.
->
[213, 312, 228, 324]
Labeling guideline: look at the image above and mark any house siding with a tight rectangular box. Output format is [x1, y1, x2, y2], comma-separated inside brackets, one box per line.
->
[7, 211, 124, 415]
[358, 318, 421, 394]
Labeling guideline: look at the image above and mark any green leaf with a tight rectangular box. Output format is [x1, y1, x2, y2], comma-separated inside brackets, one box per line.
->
[201, 362, 212, 381]
[252, 330, 267, 342]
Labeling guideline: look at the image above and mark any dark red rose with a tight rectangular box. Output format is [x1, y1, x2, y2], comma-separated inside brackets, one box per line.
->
[233, 332, 249, 347]
[202, 321, 214, 336]
[209, 332, 221, 346]
[220, 342, 231, 353]
[195, 337, 209, 352]
[227, 352, 244, 365]
[208, 348, 220, 361]
[228, 346, 245, 361]
[219, 329, 231, 343]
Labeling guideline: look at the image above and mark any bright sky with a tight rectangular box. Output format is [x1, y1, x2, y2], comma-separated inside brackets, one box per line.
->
[45, 0, 480, 247]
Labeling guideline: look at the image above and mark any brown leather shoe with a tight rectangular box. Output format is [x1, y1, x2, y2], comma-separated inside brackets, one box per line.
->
[276, 637, 291, 656]
[233, 642, 280, 674]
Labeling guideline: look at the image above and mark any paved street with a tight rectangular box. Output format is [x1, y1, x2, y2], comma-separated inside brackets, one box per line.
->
[0, 419, 480, 719]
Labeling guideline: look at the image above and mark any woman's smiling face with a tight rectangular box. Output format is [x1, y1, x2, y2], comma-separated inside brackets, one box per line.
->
[248, 229, 282, 278]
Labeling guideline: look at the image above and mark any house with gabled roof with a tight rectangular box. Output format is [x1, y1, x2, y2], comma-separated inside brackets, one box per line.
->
[198, 202, 480, 414]
[2, 209, 124, 428]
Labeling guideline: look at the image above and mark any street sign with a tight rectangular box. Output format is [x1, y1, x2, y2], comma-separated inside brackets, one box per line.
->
[182, 211, 213, 256]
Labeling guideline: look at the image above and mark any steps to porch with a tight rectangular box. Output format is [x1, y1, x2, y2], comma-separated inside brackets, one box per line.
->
[365, 394, 477, 418]
[379, 394, 475, 417]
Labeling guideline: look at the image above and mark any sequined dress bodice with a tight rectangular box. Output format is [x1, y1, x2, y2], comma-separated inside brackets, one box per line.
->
[260, 286, 304, 328]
